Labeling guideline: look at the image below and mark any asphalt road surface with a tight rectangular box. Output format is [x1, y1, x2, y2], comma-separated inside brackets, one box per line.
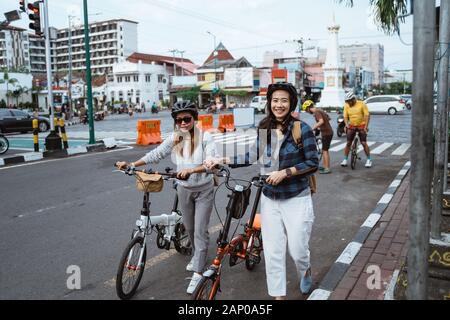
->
[0, 133, 410, 300]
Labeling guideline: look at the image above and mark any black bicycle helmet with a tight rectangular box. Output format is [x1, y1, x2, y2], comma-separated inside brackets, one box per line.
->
[267, 82, 298, 112]
[171, 100, 198, 120]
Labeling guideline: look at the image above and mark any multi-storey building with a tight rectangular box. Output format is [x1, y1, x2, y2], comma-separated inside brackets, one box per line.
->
[0, 26, 31, 71]
[28, 34, 57, 75]
[339, 44, 384, 86]
[55, 19, 138, 76]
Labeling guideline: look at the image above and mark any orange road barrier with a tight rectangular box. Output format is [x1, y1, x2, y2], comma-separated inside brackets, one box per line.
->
[197, 114, 215, 132]
[136, 120, 163, 145]
[218, 114, 235, 133]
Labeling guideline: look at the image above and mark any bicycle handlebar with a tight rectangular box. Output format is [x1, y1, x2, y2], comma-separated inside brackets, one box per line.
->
[214, 164, 268, 191]
[114, 163, 182, 180]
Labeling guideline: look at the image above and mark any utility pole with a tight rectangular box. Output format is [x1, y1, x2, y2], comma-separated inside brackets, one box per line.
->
[169, 49, 178, 77]
[408, 0, 436, 300]
[43, 0, 62, 152]
[178, 50, 185, 76]
[431, 0, 450, 240]
[83, 0, 95, 145]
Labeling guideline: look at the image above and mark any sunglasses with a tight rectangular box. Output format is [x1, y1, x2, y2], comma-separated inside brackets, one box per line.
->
[175, 116, 193, 125]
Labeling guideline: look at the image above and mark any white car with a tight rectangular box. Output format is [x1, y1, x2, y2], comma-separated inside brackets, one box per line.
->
[250, 96, 267, 113]
[364, 95, 408, 115]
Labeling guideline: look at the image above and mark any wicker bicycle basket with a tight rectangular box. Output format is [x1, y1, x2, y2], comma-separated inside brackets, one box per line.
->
[135, 172, 164, 193]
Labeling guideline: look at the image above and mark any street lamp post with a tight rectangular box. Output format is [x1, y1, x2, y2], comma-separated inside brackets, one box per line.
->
[83, 0, 95, 145]
[178, 50, 185, 77]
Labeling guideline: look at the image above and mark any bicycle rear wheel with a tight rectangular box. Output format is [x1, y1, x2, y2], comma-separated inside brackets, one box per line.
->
[192, 275, 220, 300]
[116, 236, 147, 300]
[316, 138, 323, 162]
[0, 136, 9, 155]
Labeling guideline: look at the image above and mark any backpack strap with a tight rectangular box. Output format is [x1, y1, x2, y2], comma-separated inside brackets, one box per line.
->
[292, 120, 303, 147]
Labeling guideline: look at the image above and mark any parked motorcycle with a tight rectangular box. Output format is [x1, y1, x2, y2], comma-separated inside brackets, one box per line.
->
[336, 110, 346, 138]
[151, 106, 159, 114]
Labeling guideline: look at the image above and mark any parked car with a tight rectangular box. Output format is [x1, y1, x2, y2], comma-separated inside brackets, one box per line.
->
[250, 96, 267, 113]
[400, 94, 412, 110]
[364, 95, 408, 115]
[0, 109, 50, 133]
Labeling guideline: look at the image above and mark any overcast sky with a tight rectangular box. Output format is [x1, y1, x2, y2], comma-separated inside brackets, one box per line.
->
[1, 0, 413, 70]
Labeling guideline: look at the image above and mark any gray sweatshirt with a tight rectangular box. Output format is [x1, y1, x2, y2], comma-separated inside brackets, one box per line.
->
[139, 131, 217, 191]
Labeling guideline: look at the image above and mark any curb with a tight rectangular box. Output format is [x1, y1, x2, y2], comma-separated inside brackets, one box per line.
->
[308, 160, 412, 300]
[0, 138, 117, 167]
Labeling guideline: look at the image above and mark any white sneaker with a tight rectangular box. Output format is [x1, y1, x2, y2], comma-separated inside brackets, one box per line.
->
[341, 159, 348, 167]
[365, 159, 373, 168]
[186, 258, 194, 272]
[187, 273, 203, 295]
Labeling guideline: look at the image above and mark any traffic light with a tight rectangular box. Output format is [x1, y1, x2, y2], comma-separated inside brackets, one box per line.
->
[19, 0, 27, 13]
[28, 1, 42, 37]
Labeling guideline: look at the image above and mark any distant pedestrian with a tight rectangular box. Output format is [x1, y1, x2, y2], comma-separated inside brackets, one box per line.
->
[302, 100, 334, 174]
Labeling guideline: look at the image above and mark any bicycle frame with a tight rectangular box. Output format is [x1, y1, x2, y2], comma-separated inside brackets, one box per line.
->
[202, 171, 265, 283]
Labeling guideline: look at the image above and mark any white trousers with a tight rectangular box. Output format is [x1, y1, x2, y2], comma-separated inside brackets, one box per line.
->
[261, 193, 315, 297]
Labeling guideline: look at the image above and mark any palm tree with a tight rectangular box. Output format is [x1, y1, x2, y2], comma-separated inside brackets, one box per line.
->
[0, 71, 18, 106]
[337, 0, 408, 34]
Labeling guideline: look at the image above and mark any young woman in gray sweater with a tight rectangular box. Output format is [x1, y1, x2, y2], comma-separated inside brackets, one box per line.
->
[116, 101, 217, 294]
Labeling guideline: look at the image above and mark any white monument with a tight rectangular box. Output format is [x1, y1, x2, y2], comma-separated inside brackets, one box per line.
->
[319, 16, 346, 107]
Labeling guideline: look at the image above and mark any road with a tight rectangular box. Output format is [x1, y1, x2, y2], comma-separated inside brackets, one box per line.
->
[0, 114, 410, 299]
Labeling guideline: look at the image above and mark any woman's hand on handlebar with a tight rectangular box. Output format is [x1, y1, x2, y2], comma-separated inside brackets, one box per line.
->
[203, 157, 225, 170]
[177, 169, 192, 180]
[266, 170, 288, 186]
[116, 161, 130, 170]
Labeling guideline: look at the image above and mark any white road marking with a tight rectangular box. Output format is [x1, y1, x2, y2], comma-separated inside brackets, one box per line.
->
[357, 141, 376, 153]
[371, 143, 394, 155]
[336, 242, 363, 265]
[362, 214, 382, 228]
[329, 142, 348, 152]
[308, 289, 332, 300]
[0, 146, 134, 171]
[378, 194, 394, 204]
[392, 144, 411, 156]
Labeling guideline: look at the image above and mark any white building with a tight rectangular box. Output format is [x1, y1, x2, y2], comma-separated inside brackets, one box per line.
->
[55, 19, 138, 76]
[106, 59, 170, 106]
[262, 50, 284, 68]
[319, 19, 346, 108]
[0, 26, 31, 72]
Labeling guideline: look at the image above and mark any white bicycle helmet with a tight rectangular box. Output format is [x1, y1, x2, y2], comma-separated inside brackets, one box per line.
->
[345, 91, 356, 101]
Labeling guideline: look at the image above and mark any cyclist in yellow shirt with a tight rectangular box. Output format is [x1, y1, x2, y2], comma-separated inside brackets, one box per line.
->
[340, 91, 372, 168]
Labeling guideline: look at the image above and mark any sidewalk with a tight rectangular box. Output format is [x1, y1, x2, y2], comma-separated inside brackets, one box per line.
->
[329, 175, 410, 300]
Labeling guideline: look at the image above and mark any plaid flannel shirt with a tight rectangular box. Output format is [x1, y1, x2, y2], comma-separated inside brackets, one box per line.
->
[231, 120, 319, 200]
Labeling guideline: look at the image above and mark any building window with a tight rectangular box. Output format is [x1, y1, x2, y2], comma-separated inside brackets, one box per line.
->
[216, 74, 224, 81]
[197, 74, 205, 81]
[134, 75, 139, 82]
[125, 76, 130, 82]
[145, 75, 151, 82]
[158, 75, 165, 83]
[117, 76, 122, 83]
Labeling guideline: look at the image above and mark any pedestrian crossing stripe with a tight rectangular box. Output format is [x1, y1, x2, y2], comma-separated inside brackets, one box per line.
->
[57, 130, 411, 157]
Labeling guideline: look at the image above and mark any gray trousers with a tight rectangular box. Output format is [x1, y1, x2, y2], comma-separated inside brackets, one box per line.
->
[177, 185, 214, 273]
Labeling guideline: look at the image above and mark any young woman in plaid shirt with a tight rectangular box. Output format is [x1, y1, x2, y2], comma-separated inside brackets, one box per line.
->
[205, 82, 319, 299]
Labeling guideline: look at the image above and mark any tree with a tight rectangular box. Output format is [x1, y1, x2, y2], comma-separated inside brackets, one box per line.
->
[0, 71, 18, 106]
[337, 0, 408, 34]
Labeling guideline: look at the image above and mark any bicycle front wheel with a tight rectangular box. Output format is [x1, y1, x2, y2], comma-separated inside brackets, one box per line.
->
[116, 236, 147, 300]
[0, 136, 9, 155]
[192, 275, 220, 300]
[351, 139, 359, 170]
